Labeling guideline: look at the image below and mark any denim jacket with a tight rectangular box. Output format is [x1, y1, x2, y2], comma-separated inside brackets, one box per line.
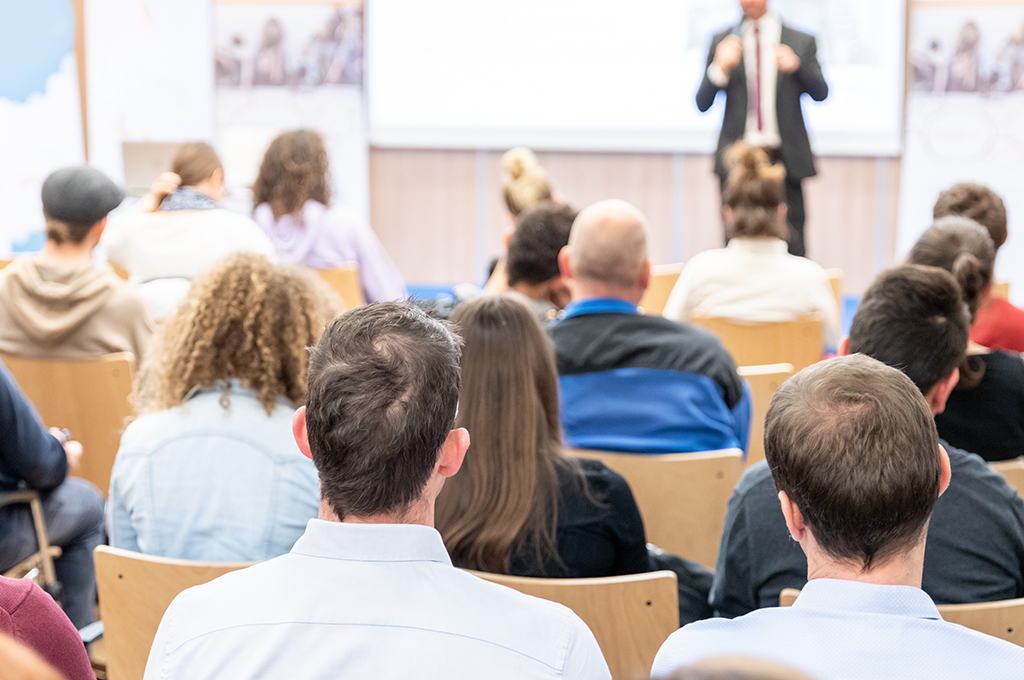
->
[107, 383, 319, 562]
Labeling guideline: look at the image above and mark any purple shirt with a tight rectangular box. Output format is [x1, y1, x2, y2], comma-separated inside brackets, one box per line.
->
[253, 200, 406, 303]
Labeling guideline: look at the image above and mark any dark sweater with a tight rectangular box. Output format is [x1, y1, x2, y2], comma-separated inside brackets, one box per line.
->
[0, 361, 66, 492]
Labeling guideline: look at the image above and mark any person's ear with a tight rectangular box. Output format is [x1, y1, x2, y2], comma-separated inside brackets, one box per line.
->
[558, 246, 573, 280]
[89, 216, 108, 244]
[503, 227, 514, 250]
[926, 368, 960, 415]
[778, 203, 789, 222]
[437, 428, 469, 478]
[638, 258, 652, 292]
[211, 167, 225, 189]
[292, 406, 313, 460]
[722, 205, 734, 225]
[778, 490, 807, 542]
[837, 337, 850, 356]
[938, 444, 952, 497]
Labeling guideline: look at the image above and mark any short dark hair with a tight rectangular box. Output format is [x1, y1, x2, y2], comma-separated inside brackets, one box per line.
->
[933, 183, 1007, 251]
[765, 354, 942, 570]
[305, 302, 462, 520]
[849, 265, 970, 395]
[507, 202, 577, 287]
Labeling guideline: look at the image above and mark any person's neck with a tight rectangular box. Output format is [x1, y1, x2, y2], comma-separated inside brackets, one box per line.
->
[573, 281, 644, 307]
[805, 538, 926, 589]
[510, 281, 550, 302]
[36, 240, 94, 266]
[745, 10, 769, 22]
[317, 497, 435, 528]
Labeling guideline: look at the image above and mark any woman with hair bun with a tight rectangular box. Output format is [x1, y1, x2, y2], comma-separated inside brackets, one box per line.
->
[107, 252, 337, 561]
[252, 129, 405, 303]
[907, 217, 1024, 461]
[662, 143, 839, 349]
[484, 147, 556, 293]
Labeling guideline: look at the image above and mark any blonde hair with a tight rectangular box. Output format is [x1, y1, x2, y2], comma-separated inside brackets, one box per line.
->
[501, 147, 553, 216]
[137, 253, 337, 415]
[724, 142, 788, 240]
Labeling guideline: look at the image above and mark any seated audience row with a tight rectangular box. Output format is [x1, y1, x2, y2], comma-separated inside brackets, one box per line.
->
[108, 253, 334, 561]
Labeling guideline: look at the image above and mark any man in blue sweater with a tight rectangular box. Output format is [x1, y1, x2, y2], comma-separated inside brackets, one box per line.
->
[0, 362, 104, 628]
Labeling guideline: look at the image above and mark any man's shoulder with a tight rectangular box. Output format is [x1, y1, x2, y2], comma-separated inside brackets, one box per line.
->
[780, 24, 817, 47]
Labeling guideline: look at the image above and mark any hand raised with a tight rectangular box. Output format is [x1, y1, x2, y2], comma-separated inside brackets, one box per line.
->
[714, 36, 743, 75]
[775, 45, 801, 74]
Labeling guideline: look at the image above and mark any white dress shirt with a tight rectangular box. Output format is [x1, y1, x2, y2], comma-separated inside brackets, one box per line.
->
[662, 237, 840, 350]
[707, 13, 783, 148]
[652, 578, 1024, 679]
[144, 519, 611, 680]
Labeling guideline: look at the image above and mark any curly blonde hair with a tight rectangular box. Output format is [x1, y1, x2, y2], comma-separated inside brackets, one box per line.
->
[137, 253, 337, 415]
[252, 130, 331, 219]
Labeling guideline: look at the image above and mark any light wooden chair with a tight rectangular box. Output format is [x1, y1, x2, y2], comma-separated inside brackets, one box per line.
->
[316, 265, 365, 311]
[994, 281, 1009, 300]
[737, 364, 795, 468]
[471, 570, 679, 680]
[691, 314, 824, 373]
[108, 260, 131, 281]
[0, 258, 11, 269]
[780, 587, 1024, 646]
[566, 448, 744, 570]
[825, 268, 843, 312]
[639, 263, 684, 316]
[990, 458, 1024, 497]
[1, 353, 135, 497]
[94, 546, 255, 680]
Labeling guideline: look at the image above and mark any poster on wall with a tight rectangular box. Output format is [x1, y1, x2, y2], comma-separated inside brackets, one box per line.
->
[0, 0, 85, 252]
[214, 0, 368, 222]
[897, 5, 1024, 305]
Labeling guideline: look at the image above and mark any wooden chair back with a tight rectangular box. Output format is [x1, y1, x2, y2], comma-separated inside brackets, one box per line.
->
[566, 448, 744, 570]
[825, 268, 843, 311]
[94, 546, 254, 680]
[1, 353, 135, 496]
[316, 265, 365, 311]
[737, 364, 794, 468]
[108, 260, 131, 280]
[781, 587, 1024, 646]
[0, 258, 11, 269]
[990, 458, 1024, 497]
[691, 314, 824, 373]
[471, 570, 679, 680]
[639, 263, 683, 316]
[994, 281, 1009, 300]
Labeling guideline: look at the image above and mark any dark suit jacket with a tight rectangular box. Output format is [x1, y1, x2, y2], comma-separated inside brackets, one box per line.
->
[696, 23, 828, 180]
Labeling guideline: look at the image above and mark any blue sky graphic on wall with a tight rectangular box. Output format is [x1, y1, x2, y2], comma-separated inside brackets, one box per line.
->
[0, 0, 75, 102]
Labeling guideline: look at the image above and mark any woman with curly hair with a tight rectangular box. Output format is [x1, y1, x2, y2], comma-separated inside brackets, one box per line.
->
[107, 253, 336, 561]
[252, 129, 405, 303]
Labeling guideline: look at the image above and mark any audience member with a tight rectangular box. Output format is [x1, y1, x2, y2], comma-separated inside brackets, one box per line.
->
[662, 144, 839, 349]
[550, 199, 750, 453]
[662, 657, 818, 680]
[653, 354, 1024, 678]
[437, 296, 713, 624]
[933, 182, 1023, 352]
[0, 166, 154, 360]
[484, 147, 555, 294]
[0, 576, 94, 680]
[108, 254, 331, 562]
[252, 130, 406, 302]
[908, 217, 1024, 461]
[504, 202, 576, 325]
[0, 362, 104, 630]
[0, 632, 67, 680]
[710, 265, 1024, 618]
[102, 142, 277, 319]
[144, 302, 610, 679]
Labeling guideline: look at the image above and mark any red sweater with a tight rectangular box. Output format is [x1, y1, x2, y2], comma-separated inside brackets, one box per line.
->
[0, 576, 94, 680]
[972, 296, 1024, 353]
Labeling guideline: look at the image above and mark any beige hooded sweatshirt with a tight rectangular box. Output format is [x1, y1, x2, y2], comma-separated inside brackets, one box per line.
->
[0, 256, 155, 362]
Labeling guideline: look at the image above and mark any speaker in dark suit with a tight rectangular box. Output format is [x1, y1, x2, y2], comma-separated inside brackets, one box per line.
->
[696, 4, 828, 257]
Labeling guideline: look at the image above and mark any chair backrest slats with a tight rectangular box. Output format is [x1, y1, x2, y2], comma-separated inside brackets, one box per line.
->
[316, 266, 365, 311]
[737, 364, 794, 468]
[691, 315, 824, 373]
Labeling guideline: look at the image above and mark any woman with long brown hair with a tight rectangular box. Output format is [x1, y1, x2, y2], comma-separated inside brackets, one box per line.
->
[107, 252, 337, 561]
[662, 143, 839, 349]
[907, 216, 1024, 461]
[436, 295, 712, 623]
[252, 129, 405, 303]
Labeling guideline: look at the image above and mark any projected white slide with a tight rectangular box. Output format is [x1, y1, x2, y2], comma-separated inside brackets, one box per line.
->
[367, 0, 905, 155]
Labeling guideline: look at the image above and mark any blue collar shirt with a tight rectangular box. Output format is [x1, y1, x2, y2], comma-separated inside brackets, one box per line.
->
[145, 519, 611, 680]
[652, 578, 1024, 679]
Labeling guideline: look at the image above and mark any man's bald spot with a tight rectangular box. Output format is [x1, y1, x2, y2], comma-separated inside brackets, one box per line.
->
[569, 200, 650, 289]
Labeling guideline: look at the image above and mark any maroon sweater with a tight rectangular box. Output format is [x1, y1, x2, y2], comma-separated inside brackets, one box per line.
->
[0, 576, 94, 680]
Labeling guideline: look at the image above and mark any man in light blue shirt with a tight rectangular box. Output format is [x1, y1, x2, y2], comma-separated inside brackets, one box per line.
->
[652, 354, 1024, 679]
[144, 302, 610, 680]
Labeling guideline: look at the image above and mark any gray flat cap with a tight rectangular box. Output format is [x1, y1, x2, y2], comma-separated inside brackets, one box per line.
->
[41, 166, 125, 225]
